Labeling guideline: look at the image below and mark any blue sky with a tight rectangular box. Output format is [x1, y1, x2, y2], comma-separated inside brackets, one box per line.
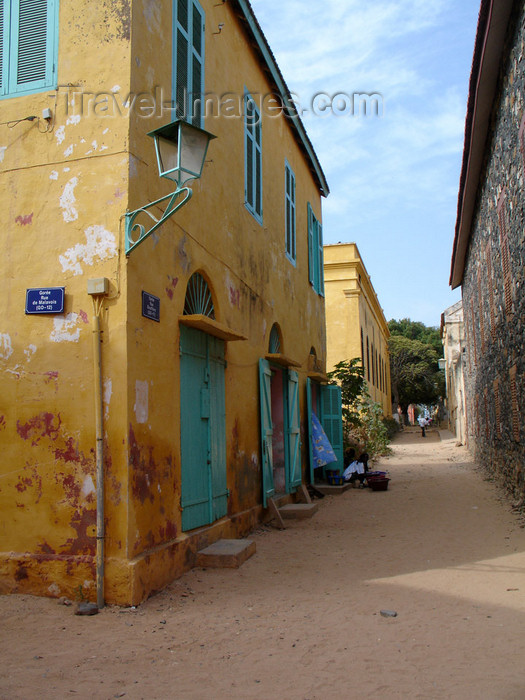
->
[250, 0, 481, 327]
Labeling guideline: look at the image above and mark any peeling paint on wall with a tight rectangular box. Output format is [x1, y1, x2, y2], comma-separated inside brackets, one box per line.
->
[15, 213, 33, 226]
[177, 236, 191, 273]
[143, 0, 161, 35]
[229, 286, 240, 308]
[60, 177, 79, 222]
[103, 377, 112, 419]
[55, 125, 65, 145]
[59, 225, 117, 275]
[0, 146, 6, 162]
[0, 333, 13, 360]
[81, 475, 96, 499]
[165, 275, 178, 300]
[17, 412, 61, 445]
[134, 380, 149, 423]
[50, 171, 58, 180]
[24, 343, 36, 362]
[50, 313, 81, 343]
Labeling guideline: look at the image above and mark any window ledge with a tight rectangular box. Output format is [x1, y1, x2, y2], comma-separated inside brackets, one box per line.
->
[179, 315, 247, 342]
[265, 353, 301, 368]
[308, 371, 330, 383]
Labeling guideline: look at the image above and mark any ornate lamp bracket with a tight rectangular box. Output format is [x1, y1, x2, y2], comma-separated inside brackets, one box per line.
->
[125, 187, 192, 255]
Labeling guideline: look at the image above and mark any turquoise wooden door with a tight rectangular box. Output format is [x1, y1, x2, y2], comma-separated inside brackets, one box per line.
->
[320, 384, 344, 474]
[287, 369, 302, 489]
[259, 359, 275, 507]
[307, 379, 344, 480]
[180, 326, 227, 531]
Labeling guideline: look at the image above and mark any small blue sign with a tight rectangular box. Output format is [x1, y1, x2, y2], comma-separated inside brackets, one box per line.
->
[142, 291, 160, 322]
[25, 287, 65, 315]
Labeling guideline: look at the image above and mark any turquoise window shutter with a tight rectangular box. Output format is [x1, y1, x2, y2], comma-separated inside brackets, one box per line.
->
[259, 358, 275, 507]
[287, 369, 302, 489]
[0, 2, 6, 95]
[2, 0, 58, 99]
[244, 90, 263, 223]
[306, 378, 315, 483]
[173, 0, 205, 127]
[307, 203, 323, 295]
[318, 220, 324, 295]
[307, 203, 314, 285]
[190, 0, 204, 127]
[285, 161, 296, 263]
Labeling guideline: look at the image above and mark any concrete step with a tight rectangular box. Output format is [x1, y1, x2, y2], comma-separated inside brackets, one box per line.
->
[313, 483, 352, 495]
[278, 503, 318, 520]
[195, 539, 256, 569]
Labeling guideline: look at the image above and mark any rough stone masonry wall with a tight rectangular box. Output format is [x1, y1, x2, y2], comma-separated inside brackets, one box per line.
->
[462, 3, 525, 498]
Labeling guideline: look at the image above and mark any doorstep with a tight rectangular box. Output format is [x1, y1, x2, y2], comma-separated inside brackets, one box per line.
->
[195, 539, 256, 569]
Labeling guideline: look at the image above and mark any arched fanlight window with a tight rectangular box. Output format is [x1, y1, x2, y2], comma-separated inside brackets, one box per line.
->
[309, 347, 320, 372]
[183, 272, 215, 318]
[269, 324, 281, 353]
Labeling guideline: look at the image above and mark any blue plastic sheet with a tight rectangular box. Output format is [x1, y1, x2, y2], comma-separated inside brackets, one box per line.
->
[311, 412, 337, 468]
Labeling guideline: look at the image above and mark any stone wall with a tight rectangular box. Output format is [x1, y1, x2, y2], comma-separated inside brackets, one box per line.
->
[462, 3, 525, 497]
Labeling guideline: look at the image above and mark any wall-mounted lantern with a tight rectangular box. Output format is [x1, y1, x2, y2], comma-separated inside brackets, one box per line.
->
[125, 119, 216, 255]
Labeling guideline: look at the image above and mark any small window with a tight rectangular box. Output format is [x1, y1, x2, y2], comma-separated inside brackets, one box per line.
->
[307, 203, 324, 295]
[269, 324, 281, 354]
[244, 90, 262, 223]
[285, 161, 296, 263]
[1, 0, 59, 99]
[173, 0, 205, 127]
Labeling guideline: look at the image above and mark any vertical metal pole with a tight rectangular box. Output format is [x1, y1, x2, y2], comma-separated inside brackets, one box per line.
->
[92, 305, 105, 609]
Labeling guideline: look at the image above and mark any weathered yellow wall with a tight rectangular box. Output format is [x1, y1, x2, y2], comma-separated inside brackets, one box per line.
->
[324, 243, 392, 417]
[1, 0, 327, 605]
[122, 0, 326, 601]
[0, 1, 132, 600]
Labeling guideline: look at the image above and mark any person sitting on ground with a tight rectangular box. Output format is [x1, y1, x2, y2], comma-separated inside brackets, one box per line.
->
[359, 452, 369, 474]
[342, 448, 366, 487]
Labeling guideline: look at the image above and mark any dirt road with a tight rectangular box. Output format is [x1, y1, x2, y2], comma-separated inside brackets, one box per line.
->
[2, 430, 525, 700]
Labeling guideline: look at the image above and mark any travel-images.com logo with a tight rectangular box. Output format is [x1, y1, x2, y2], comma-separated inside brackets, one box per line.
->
[50, 86, 384, 120]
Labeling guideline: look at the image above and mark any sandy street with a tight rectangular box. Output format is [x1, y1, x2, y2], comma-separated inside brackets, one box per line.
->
[2, 430, 525, 700]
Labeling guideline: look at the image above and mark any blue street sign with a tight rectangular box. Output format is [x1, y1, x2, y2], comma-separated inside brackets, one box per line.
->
[142, 291, 160, 322]
[25, 287, 65, 315]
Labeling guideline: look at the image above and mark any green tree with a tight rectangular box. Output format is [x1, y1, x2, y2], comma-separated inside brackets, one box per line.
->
[327, 359, 392, 457]
[388, 318, 442, 356]
[388, 333, 445, 422]
[327, 358, 365, 425]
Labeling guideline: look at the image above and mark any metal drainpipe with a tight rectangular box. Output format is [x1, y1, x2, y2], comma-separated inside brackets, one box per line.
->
[88, 281, 108, 609]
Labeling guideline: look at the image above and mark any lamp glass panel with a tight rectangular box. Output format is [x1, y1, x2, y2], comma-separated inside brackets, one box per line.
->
[180, 125, 209, 178]
[158, 136, 180, 179]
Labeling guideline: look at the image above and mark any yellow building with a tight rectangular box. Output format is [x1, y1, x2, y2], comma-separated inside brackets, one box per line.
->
[0, 0, 335, 605]
[324, 243, 392, 417]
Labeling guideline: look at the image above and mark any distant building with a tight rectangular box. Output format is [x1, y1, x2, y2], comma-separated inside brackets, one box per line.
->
[450, 0, 524, 494]
[440, 301, 467, 445]
[324, 243, 392, 417]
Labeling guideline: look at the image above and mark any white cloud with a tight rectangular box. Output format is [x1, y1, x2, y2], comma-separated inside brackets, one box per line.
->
[250, 0, 477, 324]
